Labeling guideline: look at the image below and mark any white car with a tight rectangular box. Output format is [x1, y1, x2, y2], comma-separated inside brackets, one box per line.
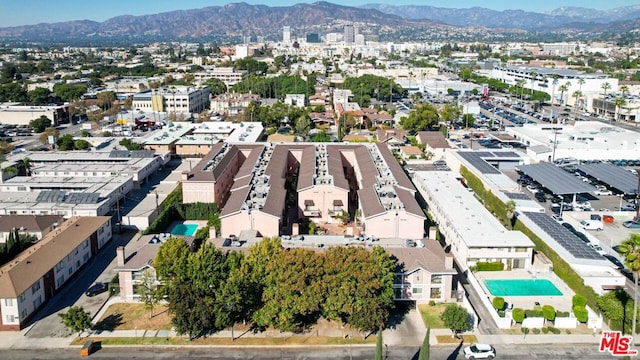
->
[464, 343, 496, 359]
[526, 185, 539, 193]
[580, 219, 604, 231]
[589, 243, 606, 255]
[594, 189, 613, 196]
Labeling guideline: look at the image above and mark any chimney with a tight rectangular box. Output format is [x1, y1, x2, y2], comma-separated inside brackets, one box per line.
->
[116, 246, 125, 267]
[445, 253, 454, 270]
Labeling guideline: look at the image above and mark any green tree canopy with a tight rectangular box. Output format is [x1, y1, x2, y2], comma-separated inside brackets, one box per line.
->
[28, 87, 52, 105]
[400, 103, 440, 133]
[29, 115, 52, 133]
[59, 306, 92, 335]
[53, 83, 87, 102]
[441, 303, 471, 335]
[204, 78, 227, 96]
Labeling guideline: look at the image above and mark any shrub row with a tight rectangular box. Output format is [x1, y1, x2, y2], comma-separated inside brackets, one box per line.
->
[476, 261, 504, 271]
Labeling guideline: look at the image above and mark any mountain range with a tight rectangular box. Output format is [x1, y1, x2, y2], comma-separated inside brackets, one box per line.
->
[0, 1, 638, 43]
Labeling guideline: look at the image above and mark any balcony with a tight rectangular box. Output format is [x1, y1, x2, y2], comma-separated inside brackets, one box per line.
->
[303, 209, 321, 217]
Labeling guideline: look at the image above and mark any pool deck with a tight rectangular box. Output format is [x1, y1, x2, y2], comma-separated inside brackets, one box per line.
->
[168, 220, 207, 236]
[475, 270, 575, 312]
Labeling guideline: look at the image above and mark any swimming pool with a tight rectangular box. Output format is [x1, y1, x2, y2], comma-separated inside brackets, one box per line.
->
[170, 223, 199, 237]
[484, 279, 563, 297]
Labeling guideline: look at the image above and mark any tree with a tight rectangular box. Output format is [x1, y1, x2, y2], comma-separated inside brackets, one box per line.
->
[28, 87, 52, 105]
[136, 268, 160, 319]
[439, 103, 461, 124]
[614, 97, 627, 123]
[461, 114, 475, 129]
[441, 303, 471, 337]
[620, 85, 630, 95]
[601, 82, 611, 98]
[53, 83, 87, 102]
[557, 83, 568, 106]
[74, 139, 91, 150]
[418, 327, 430, 360]
[203, 78, 227, 96]
[39, 127, 59, 145]
[119, 138, 144, 150]
[59, 306, 92, 336]
[57, 134, 75, 151]
[96, 91, 116, 111]
[617, 233, 640, 335]
[400, 103, 440, 133]
[29, 115, 52, 133]
[311, 131, 331, 142]
[375, 327, 383, 360]
[154, 237, 190, 283]
[572, 90, 583, 109]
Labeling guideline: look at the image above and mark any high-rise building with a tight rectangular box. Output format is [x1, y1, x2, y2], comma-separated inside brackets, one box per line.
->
[283, 26, 291, 43]
[306, 32, 321, 43]
[343, 24, 356, 45]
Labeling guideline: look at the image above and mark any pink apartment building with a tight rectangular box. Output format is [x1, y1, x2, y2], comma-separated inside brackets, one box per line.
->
[183, 142, 425, 239]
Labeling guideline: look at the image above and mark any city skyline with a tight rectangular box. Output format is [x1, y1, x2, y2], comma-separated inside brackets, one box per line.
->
[0, 0, 639, 27]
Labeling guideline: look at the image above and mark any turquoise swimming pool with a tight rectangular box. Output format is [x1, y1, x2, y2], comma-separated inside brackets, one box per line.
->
[484, 279, 563, 297]
[170, 223, 198, 237]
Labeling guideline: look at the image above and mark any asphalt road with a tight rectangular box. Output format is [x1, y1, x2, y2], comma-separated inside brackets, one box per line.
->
[0, 344, 616, 360]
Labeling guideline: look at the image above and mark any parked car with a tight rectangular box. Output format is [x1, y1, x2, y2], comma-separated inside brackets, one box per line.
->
[623, 221, 640, 229]
[594, 189, 613, 196]
[580, 219, 604, 231]
[561, 222, 576, 233]
[534, 192, 546, 202]
[589, 243, 606, 255]
[603, 254, 625, 269]
[526, 184, 539, 193]
[620, 204, 637, 211]
[85, 282, 109, 297]
[464, 343, 496, 359]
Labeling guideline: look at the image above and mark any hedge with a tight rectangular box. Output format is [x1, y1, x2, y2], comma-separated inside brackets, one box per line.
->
[476, 261, 504, 271]
[573, 306, 588, 323]
[493, 297, 505, 310]
[512, 308, 525, 323]
[542, 305, 556, 322]
[525, 309, 543, 318]
[548, 327, 561, 334]
[573, 295, 587, 308]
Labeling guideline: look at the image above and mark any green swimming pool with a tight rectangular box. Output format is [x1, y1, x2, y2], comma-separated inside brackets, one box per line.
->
[484, 279, 563, 296]
[170, 223, 198, 237]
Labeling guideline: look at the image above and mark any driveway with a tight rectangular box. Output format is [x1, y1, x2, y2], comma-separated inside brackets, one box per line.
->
[384, 303, 425, 346]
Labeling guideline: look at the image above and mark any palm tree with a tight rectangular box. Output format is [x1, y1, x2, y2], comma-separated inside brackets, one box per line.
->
[601, 82, 611, 98]
[577, 78, 585, 93]
[529, 72, 537, 98]
[614, 97, 627, 123]
[572, 90, 583, 109]
[617, 233, 640, 335]
[505, 200, 517, 229]
[516, 79, 526, 101]
[558, 84, 569, 106]
[620, 85, 630, 95]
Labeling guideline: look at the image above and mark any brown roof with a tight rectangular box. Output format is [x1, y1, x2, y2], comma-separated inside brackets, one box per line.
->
[400, 145, 423, 155]
[261, 145, 292, 217]
[354, 145, 378, 189]
[0, 215, 64, 233]
[386, 242, 456, 274]
[0, 216, 111, 298]
[417, 131, 451, 149]
[375, 143, 415, 192]
[377, 128, 406, 143]
[295, 145, 317, 191]
[326, 145, 351, 191]
[394, 186, 426, 219]
[267, 133, 296, 142]
[117, 242, 161, 271]
[357, 186, 385, 218]
[220, 185, 252, 217]
[187, 142, 225, 181]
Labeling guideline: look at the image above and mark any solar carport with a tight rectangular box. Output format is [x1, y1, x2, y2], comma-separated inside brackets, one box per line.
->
[577, 163, 639, 195]
[517, 162, 597, 195]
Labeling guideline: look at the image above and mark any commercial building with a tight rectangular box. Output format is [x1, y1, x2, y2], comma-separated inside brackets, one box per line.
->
[193, 67, 247, 88]
[0, 216, 112, 330]
[131, 86, 210, 115]
[0, 104, 69, 126]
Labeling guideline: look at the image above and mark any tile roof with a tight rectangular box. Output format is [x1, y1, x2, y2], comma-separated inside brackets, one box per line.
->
[0, 216, 111, 298]
[387, 241, 455, 274]
[417, 131, 451, 149]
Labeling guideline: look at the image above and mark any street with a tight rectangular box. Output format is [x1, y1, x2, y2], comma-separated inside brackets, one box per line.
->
[0, 343, 615, 359]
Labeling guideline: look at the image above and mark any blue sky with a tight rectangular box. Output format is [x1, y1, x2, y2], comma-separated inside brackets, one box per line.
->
[1, 0, 638, 27]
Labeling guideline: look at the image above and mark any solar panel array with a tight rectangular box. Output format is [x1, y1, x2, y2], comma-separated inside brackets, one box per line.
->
[35, 191, 101, 204]
[577, 163, 639, 195]
[458, 152, 501, 174]
[499, 151, 520, 158]
[504, 192, 532, 200]
[524, 212, 602, 260]
[109, 149, 155, 158]
[36, 190, 65, 203]
[518, 163, 597, 195]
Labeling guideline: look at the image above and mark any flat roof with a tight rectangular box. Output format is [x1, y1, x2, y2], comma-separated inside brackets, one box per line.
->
[517, 163, 597, 195]
[577, 163, 638, 195]
[414, 171, 533, 248]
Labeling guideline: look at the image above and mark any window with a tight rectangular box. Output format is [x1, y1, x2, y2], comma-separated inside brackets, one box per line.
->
[4, 299, 13, 306]
[21, 309, 27, 319]
[412, 287, 423, 294]
[68, 267, 73, 275]
[5, 315, 15, 323]
[19, 294, 25, 303]
[83, 240, 89, 249]
[431, 274, 443, 284]
[55, 261, 64, 272]
[430, 288, 442, 299]
[31, 281, 40, 295]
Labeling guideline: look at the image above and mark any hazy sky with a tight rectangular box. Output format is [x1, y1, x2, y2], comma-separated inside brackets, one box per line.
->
[1, 0, 638, 27]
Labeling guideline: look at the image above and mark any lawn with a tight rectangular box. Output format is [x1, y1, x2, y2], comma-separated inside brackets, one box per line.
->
[95, 303, 172, 331]
[418, 303, 447, 328]
[71, 335, 376, 346]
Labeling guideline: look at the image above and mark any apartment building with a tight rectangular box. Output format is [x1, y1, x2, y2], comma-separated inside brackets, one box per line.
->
[184, 143, 425, 239]
[0, 215, 64, 243]
[413, 171, 534, 271]
[0, 216, 111, 330]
